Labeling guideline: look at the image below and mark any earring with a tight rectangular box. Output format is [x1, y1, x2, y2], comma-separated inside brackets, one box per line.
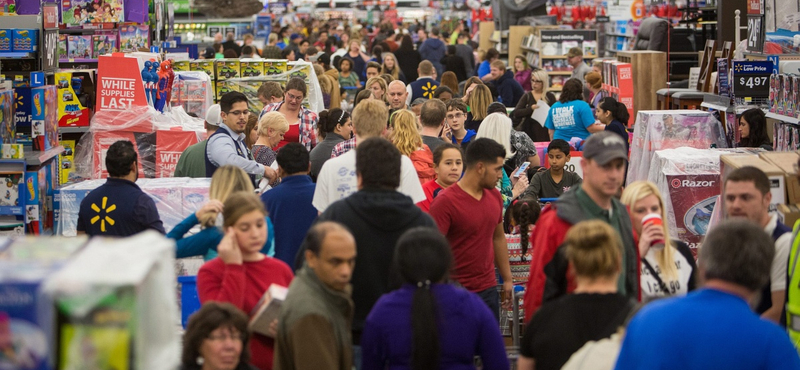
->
[196, 356, 204, 365]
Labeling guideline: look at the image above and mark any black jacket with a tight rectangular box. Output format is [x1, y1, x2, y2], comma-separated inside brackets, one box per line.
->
[489, 70, 525, 107]
[455, 43, 476, 77]
[512, 91, 557, 142]
[222, 40, 241, 56]
[441, 54, 468, 82]
[394, 49, 422, 82]
[306, 189, 436, 340]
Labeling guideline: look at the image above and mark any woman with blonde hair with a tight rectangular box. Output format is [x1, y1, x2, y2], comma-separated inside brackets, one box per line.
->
[168, 165, 275, 260]
[621, 181, 697, 302]
[381, 52, 406, 82]
[513, 69, 556, 142]
[390, 109, 435, 183]
[365, 76, 389, 105]
[253, 111, 290, 169]
[517, 220, 635, 370]
[465, 84, 492, 131]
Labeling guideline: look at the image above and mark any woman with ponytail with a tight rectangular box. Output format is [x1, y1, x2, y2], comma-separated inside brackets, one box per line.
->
[596, 97, 630, 153]
[361, 227, 509, 370]
[308, 108, 352, 181]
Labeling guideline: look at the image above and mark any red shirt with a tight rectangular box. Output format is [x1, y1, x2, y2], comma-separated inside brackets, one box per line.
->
[416, 180, 443, 213]
[429, 183, 503, 292]
[197, 257, 294, 370]
[276, 123, 300, 150]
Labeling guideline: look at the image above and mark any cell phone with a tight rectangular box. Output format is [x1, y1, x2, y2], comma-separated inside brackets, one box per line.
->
[513, 162, 530, 178]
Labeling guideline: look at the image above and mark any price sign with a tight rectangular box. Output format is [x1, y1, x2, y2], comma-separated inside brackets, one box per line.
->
[732, 61, 772, 101]
[747, 15, 765, 52]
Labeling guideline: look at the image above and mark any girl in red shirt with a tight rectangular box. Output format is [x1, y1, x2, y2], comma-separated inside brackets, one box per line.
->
[417, 143, 463, 212]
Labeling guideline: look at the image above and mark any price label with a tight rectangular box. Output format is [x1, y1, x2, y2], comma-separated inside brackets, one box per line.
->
[747, 15, 765, 52]
[732, 61, 772, 100]
[14, 76, 22, 81]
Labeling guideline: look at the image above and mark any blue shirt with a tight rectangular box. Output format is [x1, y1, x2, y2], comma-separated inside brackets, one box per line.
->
[361, 284, 509, 370]
[206, 122, 264, 177]
[260, 175, 317, 269]
[477, 60, 491, 78]
[167, 213, 275, 260]
[544, 100, 596, 141]
[614, 289, 800, 370]
[77, 178, 165, 237]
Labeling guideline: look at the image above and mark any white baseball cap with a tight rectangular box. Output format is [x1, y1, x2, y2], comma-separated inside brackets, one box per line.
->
[205, 104, 221, 127]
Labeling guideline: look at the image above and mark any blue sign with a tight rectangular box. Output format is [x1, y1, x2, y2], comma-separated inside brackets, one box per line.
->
[732, 60, 773, 74]
[30, 72, 44, 87]
[255, 16, 272, 39]
[767, 55, 780, 74]
[717, 59, 729, 98]
[732, 61, 772, 99]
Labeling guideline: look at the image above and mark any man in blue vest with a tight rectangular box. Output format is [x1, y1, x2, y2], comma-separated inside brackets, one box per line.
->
[205, 91, 276, 184]
[724, 166, 790, 326]
[77, 140, 164, 237]
[405, 60, 440, 107]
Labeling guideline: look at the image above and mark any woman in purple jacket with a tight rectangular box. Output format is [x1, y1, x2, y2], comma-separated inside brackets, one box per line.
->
[361, 227, 509, 370]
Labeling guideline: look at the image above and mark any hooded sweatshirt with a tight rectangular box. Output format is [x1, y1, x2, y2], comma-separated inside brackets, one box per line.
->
[409, 146, 436, 184]
[314, 188, 436, 342]
[492, 69, 525, 107]
[419, 37, 446, 79]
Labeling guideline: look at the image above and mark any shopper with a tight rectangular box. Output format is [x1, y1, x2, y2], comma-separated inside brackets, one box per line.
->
[503, 195, 541, 266]
[513, 69, 556, 142]
[251, 112, 289, 169]
[365, 76, 388, 105]
[360, 228, 509, 369]
[477, 112, 538, 174]
[311, 137, 436, 367]
[475, 114, 531, 208]
[566, 47, 591, 84]
[523, 139, 582, 201]
[197, 191, 294, 370]
[419, 99, 447, 153]
[455, 32, 476, 78]
[181, 302, 257, 370]
[406, 61, 440, 106]
[518, 220, 635, 370]
[596, 97, 630, 154]
[444, 98, 476, 148]
[391, 109, 435, 184]
[258, 82, 284, 107]
[381, 53, 405, 82]
[738, 108, 773, 150]
[585, 72, 608, 109]
[478, 48, 499, 80]
[615, 220, 800, 369]
[223, 32, 242, 56]
[394, 35, 422, 82]
[429, 138, 514, 321]
[206, 92, 276, 185]
[175, 104, 222, 178]
[513, 55, 533, 92]
[170, 165, 274, 260]
[309, 109, 352, 180]
[419, 27, 446, 79]
[263, 34, 282, 59]
[77, 140, 164, 237]
[346, 39, 370, 84]
[483, 60, 524, 107]
[621, 181, 697, 302]
[338, 58, 361, 88]
[723, 166, 790, 325]
[545, 78, 604, 142]
[313, 100, 425, 213]
[523, 131, 637, 320]
[432, 86, 454, 104]
[465, 84, 492, 131]
[273, 222, 356, 370]
[441, 45, 468, 82]
[387, 80, 409, 111]
[364, 61, 382, 81]
[417, 143, 463, 213]
[244, 114, 259, 150]
[440, 71, 460, 95]
[261, 78, 319, 152]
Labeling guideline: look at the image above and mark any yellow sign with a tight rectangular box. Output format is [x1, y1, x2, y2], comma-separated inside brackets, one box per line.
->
[90, 196, 116, 232]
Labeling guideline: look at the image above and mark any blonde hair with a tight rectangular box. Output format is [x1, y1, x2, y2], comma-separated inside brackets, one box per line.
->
[201, 166, 255, 227]
[352, 99, 388, 138]
[390, 110, 422, 156]
[565, 220, 622, 279]
[257, 111, 290, 137]
[490, 59, 506, 71]
[469, 84, 492, 121]
[381, 53, 400, 80]
[530, 69, 550, 94]
[476, 113, 514, 160]
[222, 191, 266, 228]
[365, 76, 388, 104]
[621, 181, 678, 280]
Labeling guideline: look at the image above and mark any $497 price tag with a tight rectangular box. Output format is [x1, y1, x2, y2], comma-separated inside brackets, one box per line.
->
[740, 76, 767, 88]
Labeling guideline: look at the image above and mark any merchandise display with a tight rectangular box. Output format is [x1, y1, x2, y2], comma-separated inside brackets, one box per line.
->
[169, 71, 214, 118]
[55, 71, 91, 127]
[13, 86, 58, 151]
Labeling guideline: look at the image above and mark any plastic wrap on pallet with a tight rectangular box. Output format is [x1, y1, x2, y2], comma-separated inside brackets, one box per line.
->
[56, 178, 212, 237]
[226, 60, 324, 114]
[627, 110, 727, 185]
[170, 71, 215, 119]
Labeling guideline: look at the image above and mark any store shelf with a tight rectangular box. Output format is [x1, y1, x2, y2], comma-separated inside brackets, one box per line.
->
[542, 54, 597, 59]
[59, 126, 90, 134]
[766, 112, 800, 125]
[0, 52, 37, 59]
[521, 46, 539, 52]
[25, 146, 64, 167]
[60, 58, 98, 63]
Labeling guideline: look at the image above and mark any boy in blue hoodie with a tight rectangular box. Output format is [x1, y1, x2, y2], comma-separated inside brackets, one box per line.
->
[445, 99, 476, 150]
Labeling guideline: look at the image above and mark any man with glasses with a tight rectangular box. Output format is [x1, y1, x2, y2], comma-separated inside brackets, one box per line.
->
[205, 91, 277, 185]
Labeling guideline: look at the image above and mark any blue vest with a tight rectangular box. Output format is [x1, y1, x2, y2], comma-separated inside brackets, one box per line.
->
[78, 178, 161, 237]
[204, 127, 256, 184]
[757, 221, 792, 326]
[409, 78, 440, 102]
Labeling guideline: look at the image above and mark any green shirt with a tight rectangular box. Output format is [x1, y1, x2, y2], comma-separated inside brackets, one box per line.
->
[174, 140, 207, 178]
[574, 186, 627, 295]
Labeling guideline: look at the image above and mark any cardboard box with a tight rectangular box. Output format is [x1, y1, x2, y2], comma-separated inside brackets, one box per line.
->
[214, 59, 240, 81]
[0, 29, 11, 52]
[720, 154, 786, 208]
[240, 60, 264, 77]
[13, 86, 58, 151]
[190, 60, 215, 80]
[779, 204, 800, 229]
[12, 29, 37, 52]
[759, 151, 800, 204]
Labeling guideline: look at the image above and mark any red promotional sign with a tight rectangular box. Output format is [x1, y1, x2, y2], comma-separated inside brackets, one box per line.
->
[614, 63, 635, 127]
[155, 129, 198, 177]
[748, 0, 762, 15]
[96, 54, 148, 112]
[93, 131, 145, 179]
[666, 173, 719, 256]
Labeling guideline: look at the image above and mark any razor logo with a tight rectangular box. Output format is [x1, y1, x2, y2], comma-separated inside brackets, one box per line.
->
[671, 179, 715, 188]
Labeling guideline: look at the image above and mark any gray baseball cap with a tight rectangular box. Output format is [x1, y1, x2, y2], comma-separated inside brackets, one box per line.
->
[582, 131, 628, 165]
[205, 104, 222, 127]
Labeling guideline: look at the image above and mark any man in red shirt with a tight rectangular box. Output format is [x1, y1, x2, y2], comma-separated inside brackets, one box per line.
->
[429, 138, 513, 321]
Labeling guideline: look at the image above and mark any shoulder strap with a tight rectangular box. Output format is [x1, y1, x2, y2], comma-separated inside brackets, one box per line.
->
[642, 258, 669, 294]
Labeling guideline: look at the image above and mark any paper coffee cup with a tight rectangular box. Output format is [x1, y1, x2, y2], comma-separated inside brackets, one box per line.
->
[642, 213, 665, 249]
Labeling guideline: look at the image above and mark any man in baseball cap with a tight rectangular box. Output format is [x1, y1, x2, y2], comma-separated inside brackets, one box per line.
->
[174, 104, 222, 178]
[522, 130, 637, 320]
[566, 46, 592, 84]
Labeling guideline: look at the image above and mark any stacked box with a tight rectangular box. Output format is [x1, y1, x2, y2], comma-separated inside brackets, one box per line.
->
[173, 60, 190, 72]
[240, 60, 264, 77]
[0, 29, 11, 51]
[263, 60, 287, 77]
[0, 88, 15, 144]
[66, 35, 92, 59]
[190, 60, 215, 80]
[60, 140, 76, 185]
[13, 86, 58, 151]
[12, 29, 37, 52]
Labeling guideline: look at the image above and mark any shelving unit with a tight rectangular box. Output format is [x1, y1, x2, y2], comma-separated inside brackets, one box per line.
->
[0, 14, 57, 81]
[521, 28, 598, 93]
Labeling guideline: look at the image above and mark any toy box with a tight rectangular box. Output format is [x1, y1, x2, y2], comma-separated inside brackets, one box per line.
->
[215, 60, 240, 81]
[55, 71, 90, 127]
[0, 89, 14, 144]
[118, 23, 149, 52]
[0, 29, 10, 52]
[215, 81, 236, 100]
[24, 167, 49, 235]
[66, 35, 92, 59]
[173, 60, 190, 72]
[92, 33, 117, 58]
[287, 61, 311, 81]
[2, 143, 23, 158]
[12, 29, 37, 52]
[61, 0, 124, 26]
[54, 179, 100, 236]
[240, 61, 264, 77]
[190, 60, 215, 80]
[57, 34, 67, 60]
[60, 140, 75, 185]
[13, 86, 58, 151]
[263, 60, 287, 76]
[0, 172, 23, 216]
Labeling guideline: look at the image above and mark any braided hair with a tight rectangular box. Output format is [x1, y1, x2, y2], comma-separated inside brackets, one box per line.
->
[503, 195, 541, 254]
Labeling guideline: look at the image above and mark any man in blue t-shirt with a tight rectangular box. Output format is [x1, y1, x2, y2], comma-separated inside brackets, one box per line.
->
[615, 220, 800, 370]
[77, 140, 165, 237]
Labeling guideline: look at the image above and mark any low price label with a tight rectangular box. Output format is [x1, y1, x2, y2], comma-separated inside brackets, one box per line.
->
[732, 61, 772, 101]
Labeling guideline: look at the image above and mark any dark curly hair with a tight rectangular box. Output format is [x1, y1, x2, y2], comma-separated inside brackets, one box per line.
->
[503, 195, 541, 254]
[559, 78, 584, 103]
[182, 302, 251, 370]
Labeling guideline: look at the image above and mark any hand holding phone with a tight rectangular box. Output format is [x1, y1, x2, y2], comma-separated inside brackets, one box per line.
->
[513, 162, 531, 178]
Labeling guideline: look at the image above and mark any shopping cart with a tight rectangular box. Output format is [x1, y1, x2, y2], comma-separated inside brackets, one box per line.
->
[501, 285, 526, 369]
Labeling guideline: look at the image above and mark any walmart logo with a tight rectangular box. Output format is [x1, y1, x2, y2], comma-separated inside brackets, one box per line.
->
[422, 82, 437, 99]
[90, 196, 116, 232]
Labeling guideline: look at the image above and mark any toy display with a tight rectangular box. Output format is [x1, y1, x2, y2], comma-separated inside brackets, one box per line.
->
[0, 30, 11, 52]
[12, 29, 37, 52]
[59, 140, 75, 185]
[214, 60, 240, 81]
[66, 35, 92, 59]
[91, 33, 117, 58]
[118, 24, 149, 52]
[57, 34, 67, 60]
[0, 0, 15, 14]
[0, 90, 14, 145]
[55, 71, 89, 127]
[61, 0, 124, 27]
[13, 86, 58, 151]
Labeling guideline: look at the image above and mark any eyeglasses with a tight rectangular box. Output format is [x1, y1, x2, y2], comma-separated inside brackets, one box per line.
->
[226, 110, 250, 117]
[531, 80, 544, 84]
[446, 112, 464, 120]
[286, 92, 304, 102]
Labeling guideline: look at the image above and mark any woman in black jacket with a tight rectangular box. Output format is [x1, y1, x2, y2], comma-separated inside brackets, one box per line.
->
[513, 69, 556, 142]
[394, 34, 422, 82]
[440, 45, 468, 82]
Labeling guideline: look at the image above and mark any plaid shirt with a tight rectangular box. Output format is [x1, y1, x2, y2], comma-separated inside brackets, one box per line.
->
[331, 137, 356, 158]
[261, 102, 318, 151]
